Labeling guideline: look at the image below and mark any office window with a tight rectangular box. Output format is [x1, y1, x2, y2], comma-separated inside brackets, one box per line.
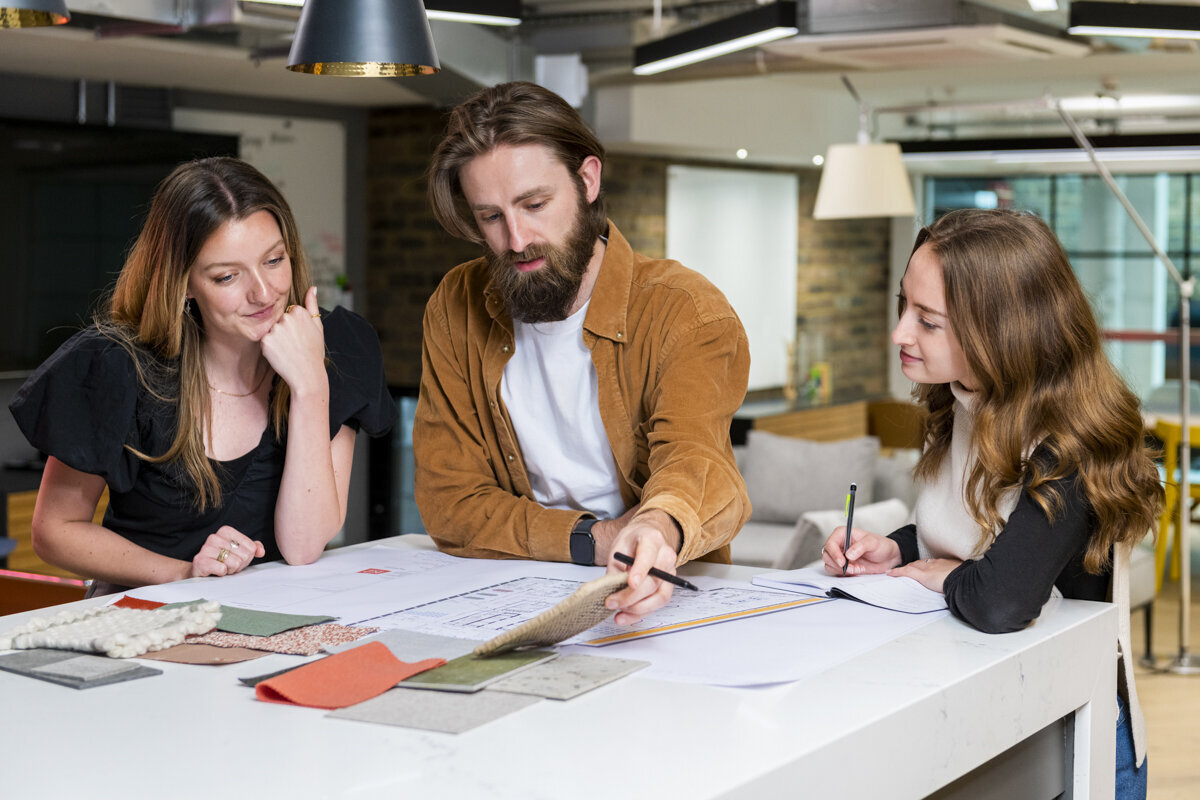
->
[926, 173, 1200, 402]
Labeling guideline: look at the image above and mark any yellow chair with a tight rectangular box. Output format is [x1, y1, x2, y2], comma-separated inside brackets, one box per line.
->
[1153, 419, 1199, 591]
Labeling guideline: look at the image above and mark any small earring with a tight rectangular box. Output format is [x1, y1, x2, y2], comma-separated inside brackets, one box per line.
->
[184, 297, 192, 315]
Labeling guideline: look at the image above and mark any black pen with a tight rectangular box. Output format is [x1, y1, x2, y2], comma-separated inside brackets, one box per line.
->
[842, 482, 857, 576]
[612, 551, 700, 591]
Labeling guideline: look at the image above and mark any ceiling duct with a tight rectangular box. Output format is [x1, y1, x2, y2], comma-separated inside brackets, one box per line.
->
[49, 1, 520, 107]
[764, 0, 1088, 69]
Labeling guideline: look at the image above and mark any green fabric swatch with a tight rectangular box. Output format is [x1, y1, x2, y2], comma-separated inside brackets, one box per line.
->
[215, 606, 335, 637]
[398, 650, 556, 693]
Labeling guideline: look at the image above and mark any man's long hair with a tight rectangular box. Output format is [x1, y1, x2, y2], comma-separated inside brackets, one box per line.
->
[428, 81, 607, 244]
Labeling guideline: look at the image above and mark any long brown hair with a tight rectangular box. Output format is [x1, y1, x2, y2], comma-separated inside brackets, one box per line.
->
[909, 208, 1160, 572]
[428, 81, 607, 244]
[104, 157, 312, 509]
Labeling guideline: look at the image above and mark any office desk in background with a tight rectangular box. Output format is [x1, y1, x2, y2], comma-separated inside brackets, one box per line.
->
[0, 535, 1117, 800]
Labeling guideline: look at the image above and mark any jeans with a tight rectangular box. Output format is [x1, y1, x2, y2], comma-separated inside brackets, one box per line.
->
[1115, 692, 1148, 800]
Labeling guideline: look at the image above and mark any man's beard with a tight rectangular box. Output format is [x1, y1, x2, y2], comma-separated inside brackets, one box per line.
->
[487, 195, 602, 323]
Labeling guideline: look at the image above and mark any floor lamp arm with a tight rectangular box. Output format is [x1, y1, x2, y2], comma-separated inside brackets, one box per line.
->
[1052, 99, 1200, 674]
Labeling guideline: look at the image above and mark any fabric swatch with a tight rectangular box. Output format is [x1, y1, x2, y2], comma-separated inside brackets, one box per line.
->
[0, 649, 161, 689]
[487, 654, 649, 700]
[398, 650, 556, 693]
[255, 641, 444, 709]
[327, 629, 477, 663]
[214, 606, 335, 637]
[0, 601, 221, 658]
[186, 623, 377, 656]
[239, 664, 312, 688]
[329, 688, 540, 734]
[473, 573, 626, 657]
[113, 596, 166, 610]
[138, 643, 269, 665]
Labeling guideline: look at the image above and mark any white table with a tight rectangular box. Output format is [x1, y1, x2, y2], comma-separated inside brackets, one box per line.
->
[0, 535, 1117, 799]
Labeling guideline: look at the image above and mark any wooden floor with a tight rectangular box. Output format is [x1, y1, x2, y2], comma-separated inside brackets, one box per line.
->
[1132, 531, 1200, 799]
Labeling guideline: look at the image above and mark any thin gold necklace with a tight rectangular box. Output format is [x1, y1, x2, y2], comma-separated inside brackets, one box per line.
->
[207, 363, 270, 398]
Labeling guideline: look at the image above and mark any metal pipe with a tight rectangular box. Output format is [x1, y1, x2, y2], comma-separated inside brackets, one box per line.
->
[1054, 100, 1199, 674]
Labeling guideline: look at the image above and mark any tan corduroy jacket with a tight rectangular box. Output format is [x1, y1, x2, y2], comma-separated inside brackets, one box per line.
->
[413, 222, 751, 565]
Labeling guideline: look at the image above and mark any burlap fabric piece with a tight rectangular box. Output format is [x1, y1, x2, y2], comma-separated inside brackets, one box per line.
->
[474, 572, 628, 657]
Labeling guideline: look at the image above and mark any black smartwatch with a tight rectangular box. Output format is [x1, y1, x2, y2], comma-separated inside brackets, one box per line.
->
[569, 516, 598, 566]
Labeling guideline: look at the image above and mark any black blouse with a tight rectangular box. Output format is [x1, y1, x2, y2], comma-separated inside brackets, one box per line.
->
[9, 307, 397, 564]
[888, 463, 1111, 634]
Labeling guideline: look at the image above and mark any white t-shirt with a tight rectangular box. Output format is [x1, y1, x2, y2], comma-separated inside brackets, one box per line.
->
[501, 302, 625, 520]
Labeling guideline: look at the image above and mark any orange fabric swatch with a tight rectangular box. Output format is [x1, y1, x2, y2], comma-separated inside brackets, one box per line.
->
[114, 596, 166, 610]
[255, 641, 444, 709]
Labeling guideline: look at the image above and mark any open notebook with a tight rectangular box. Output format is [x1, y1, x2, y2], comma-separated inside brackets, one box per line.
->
[752, 566, 948, 614]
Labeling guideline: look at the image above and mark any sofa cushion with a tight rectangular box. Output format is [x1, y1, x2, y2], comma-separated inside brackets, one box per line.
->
[781, 498, 912, 571]
[742, 430, 879, 523]
[873, 448, 919, 510]
[730, 520, 800, 570]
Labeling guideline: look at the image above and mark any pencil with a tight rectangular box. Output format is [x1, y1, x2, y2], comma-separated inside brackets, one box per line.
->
[842, 482, 857, 575]
[612, 551, 700, 591]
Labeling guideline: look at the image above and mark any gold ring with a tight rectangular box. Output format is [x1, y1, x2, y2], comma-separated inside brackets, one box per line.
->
[217, 548, 229, 564]
[286, 304, 299, 313]
[311, 313, 320, 318]
[230, 540, 239, 550]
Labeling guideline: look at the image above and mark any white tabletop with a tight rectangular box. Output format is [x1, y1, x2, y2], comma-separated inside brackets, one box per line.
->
[0, 535, 1117, 800]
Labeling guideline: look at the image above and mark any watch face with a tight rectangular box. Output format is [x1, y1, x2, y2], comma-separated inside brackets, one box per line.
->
[570, 522, 595, 566]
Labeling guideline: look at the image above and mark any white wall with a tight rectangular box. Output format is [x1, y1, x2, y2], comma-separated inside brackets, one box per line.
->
[172, 109, 351, 308]
[665, 165, 798, 391]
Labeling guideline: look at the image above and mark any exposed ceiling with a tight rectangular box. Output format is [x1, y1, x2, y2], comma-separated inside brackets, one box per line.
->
[1, 1, 1199, 159]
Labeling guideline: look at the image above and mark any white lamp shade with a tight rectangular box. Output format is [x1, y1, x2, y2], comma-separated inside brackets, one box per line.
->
[813, 142, 915, 220]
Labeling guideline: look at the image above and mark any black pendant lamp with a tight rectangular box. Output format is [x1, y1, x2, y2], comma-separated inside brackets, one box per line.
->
[287, 0, 440, 77]
[0, 0, 69, 28]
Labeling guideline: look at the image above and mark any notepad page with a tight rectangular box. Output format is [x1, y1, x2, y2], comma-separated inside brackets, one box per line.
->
[752, 566, 948, 614]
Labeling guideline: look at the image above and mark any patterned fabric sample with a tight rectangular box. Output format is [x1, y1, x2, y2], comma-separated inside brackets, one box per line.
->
[256, 641, 445, 709]
[486, 654, 649, 700]
[187, 623, 377, 655]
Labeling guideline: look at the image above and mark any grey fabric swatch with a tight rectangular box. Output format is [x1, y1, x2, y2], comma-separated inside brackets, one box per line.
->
[329, 688, 539, 734]
[0, 649, 161, 689]
[486, 654, 649, 700]
[327, 629, 477, 663]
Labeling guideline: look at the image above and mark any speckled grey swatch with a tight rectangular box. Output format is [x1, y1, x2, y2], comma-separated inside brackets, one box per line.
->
[486, 654, 649, 700]
[328, 687, 539, 733]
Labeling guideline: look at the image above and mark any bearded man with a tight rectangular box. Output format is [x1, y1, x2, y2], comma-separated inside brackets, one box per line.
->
[414, 82, 751, 623]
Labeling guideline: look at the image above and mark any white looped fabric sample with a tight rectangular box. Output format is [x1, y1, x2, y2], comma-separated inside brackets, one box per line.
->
[0, 601, 222, 658]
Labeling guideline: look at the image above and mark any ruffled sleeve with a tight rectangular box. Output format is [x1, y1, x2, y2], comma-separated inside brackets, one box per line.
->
[8, 327, 149, 492]
[321, 307, 397, 438]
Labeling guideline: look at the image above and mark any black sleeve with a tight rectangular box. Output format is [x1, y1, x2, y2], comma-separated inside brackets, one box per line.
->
[940, 469, 1095, 634]
[8, 327, 145, 491]
[887, 523, 920, 565]
[321, 306, 398, 438]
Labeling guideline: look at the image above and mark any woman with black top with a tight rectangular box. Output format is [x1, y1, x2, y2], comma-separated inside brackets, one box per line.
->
[822, 209, 1160, 799]
[10, 157, 395, 594]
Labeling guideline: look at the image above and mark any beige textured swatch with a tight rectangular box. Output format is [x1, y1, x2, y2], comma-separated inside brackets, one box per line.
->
[473, 572, 627, 657]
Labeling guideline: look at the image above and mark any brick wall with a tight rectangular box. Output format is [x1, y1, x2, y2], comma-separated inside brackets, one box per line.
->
[365, 106, 478, 388]
[365, 110, 892, 401]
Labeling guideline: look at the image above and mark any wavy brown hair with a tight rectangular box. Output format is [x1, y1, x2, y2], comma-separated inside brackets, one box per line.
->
[102, 157, 312, 510]
[428, 81, 607, 244]
[909, 209, 1160, 572]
